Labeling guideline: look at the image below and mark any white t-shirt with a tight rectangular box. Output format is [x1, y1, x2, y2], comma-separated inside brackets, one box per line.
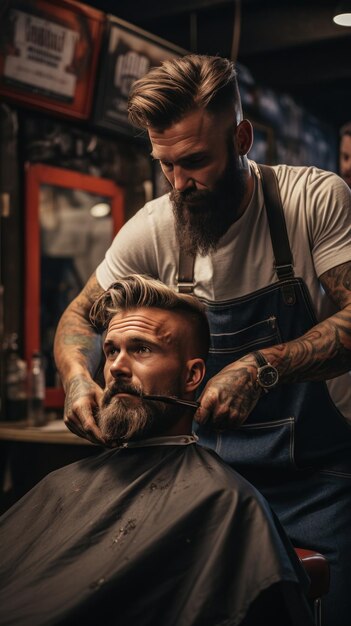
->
[97, 161, 351, 419]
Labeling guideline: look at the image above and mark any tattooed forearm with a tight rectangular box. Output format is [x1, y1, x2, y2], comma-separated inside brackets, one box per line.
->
[320, 261, 351, 308]
[259, 262, 351, 383]
[54, 272, 104, 384]
[64, 374, 98, 414]
[262, 304, 351, 384]
[63, 332, 102, 374]
[199, 263, 351, 427]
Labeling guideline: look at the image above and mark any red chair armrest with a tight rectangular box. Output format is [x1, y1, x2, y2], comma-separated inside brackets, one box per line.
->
[294, 547, 330, 600]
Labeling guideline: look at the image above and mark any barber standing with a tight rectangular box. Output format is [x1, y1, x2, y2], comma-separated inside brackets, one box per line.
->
[54, 55, 351, 626]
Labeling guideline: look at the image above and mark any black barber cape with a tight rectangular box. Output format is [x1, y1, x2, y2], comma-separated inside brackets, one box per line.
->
[0, 436, 312, 626]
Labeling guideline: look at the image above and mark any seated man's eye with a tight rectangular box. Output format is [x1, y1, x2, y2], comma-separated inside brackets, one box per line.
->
[106, 347, 118, 358]
[138, 346, 151, 354]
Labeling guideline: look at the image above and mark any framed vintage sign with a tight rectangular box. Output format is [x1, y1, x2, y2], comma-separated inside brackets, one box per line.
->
[25, 163, 125, 407]
[0, 0, 104, 120]
[93, 15, 187, 137]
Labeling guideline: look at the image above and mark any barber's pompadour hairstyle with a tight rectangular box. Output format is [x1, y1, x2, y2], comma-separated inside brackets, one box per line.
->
[128, 54, 242, 130]
[90, 274, 210, 359]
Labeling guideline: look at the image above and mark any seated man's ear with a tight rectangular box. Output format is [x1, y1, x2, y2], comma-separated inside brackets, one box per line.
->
[185, 358, 206, 392]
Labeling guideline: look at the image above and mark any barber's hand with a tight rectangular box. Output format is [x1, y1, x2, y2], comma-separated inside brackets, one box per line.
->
[64, 375, 105, 445]
[195, 358, 262, 430]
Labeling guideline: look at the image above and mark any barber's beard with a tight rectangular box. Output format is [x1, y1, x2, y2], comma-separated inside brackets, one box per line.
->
[170, 145, 246, 257]
[96, 381, 182, 447]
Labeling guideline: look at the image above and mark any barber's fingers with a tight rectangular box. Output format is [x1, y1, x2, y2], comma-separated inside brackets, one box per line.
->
[195, 391, 248, 430]
[64, 381, 106, 446]
[194, 389, 217, 425]
[64, 404, 104, 446]
[195, 390, 252, 430]
[194, 364, 261, 430]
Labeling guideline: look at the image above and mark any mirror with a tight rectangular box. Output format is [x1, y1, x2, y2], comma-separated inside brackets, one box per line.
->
[25, 163, 124, 407]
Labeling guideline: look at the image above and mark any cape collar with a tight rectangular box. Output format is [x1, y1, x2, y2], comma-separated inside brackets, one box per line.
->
[115, 433, 198, 449]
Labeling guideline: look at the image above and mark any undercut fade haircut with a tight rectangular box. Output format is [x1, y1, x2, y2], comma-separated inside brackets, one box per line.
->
[90, 274, 210, 360]
[127, 54, 242, 131]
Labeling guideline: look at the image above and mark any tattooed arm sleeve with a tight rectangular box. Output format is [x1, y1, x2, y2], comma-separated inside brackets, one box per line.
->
[53, 272, 104, 391]
[260, 261, 351, 383]
[196, 261, 351, 428]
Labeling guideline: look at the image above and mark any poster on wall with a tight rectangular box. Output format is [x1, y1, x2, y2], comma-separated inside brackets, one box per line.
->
[0, 0, 104, 120]
[93, 15, 187, 137]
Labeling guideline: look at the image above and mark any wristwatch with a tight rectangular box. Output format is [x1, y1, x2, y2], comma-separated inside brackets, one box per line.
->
[252, 351, 279, 392]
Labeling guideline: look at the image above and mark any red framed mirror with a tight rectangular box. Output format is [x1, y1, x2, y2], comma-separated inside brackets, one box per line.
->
[25, 163, 124, 407]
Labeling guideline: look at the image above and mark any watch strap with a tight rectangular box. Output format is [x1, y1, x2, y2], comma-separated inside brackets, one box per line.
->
[252, 350, 267, 368]
[252, 350, 279, 392]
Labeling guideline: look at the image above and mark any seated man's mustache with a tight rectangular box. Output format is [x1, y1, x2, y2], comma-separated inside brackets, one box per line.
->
[102, 382, 142, 407]
[102, 382, 193, 410]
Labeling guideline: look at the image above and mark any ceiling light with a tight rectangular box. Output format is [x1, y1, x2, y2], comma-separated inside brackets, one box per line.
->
[333, 3, 351, 25]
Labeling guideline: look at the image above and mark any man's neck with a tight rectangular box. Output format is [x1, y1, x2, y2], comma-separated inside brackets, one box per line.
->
[235, 158, 254, 223]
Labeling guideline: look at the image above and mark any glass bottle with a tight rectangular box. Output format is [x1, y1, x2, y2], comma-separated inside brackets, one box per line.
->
[4, 333, 28, 421]
[28, 351, 46, 426]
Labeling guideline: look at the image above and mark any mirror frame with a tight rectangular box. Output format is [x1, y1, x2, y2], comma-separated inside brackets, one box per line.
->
[25, 162, 124, 408]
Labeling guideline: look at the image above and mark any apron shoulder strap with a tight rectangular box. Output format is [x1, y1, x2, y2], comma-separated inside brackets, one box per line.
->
[258, 164, 296, 305]
[258, 164, 295, 280]
[177, 248, 195, 293]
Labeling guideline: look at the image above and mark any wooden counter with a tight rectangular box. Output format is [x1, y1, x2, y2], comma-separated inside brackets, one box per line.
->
[0, 420, 92, 445]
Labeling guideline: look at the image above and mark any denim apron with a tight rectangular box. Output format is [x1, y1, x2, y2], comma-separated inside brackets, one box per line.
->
[178, 165, 351, 626]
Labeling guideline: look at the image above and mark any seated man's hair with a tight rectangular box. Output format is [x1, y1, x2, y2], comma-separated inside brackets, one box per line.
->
[340, 122, 351, 137]
[90, 274, 210, 359]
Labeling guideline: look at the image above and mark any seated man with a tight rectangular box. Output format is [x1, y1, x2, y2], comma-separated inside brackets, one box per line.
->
[0, 276, 312, 626]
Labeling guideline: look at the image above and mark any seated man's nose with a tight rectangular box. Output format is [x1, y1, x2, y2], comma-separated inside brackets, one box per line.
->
[111, 354, 131, 376]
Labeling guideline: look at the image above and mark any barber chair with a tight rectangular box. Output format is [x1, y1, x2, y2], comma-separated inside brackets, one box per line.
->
[294, 548, 330, 626]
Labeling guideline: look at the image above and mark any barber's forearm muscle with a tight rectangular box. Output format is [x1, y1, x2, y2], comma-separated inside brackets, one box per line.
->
[259, 262, 351, 382]
[54, 273, 104, 389]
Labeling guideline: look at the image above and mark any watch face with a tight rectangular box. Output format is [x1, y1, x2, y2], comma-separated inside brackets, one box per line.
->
[258, 364, 279, 388]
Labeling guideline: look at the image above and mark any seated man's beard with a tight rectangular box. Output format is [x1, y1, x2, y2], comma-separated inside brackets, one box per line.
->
[170, 148, 246, 256]
[97, 381, 182, 447]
